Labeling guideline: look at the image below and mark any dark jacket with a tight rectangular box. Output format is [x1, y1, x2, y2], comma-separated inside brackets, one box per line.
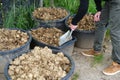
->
[72, 0, 102, 25]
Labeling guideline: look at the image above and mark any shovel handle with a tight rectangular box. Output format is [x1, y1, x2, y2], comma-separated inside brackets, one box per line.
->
[70, 30, 73, 35]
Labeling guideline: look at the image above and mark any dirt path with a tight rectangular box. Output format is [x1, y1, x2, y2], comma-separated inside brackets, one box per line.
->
[71, 40, 120, 80]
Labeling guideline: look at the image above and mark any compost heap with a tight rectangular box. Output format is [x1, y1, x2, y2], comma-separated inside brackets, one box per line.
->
[31, 27, 64, 46]
[33, 7, 68, 20]
[0, 28, 29, 51]
[67, 14, 95, 31]
[8, 46, 71, 80]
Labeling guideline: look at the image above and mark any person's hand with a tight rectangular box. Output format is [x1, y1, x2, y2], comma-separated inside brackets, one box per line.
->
[69, 23, 77, 31]
[94, 11, 101, 22]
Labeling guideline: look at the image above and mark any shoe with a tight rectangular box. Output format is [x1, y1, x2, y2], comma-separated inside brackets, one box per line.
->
[81, 49, 101, 57]
[103, 62, 120, 75]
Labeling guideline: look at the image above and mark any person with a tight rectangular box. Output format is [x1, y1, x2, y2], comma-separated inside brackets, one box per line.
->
[70, 0, 102, 30]
[71, 0, 120, 76]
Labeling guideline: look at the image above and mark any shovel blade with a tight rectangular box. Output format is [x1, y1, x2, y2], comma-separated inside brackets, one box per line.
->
[59, 30, 72, 46]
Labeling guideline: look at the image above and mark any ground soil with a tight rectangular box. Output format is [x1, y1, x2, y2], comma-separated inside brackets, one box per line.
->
[70, 40, 120, 80]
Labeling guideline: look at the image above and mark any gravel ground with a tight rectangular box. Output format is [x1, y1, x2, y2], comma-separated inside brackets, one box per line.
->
[1, 40, 120, 80]
[71, 40, 120, 80]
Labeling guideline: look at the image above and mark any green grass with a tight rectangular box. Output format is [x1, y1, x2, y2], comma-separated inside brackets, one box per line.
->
[3, 7, 15, 28]
[43, 0, 79, 14]
[105, 29, 110, 40]
[88, 0, 96, 13]
[55, 0, 80, 14]
[71, 72, 79, 80]
[3, 4, 37, 30]
[43, 0, 97, 14]
[92, 54, 104, 66]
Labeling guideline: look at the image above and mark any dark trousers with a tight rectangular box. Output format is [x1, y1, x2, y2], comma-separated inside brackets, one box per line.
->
[94, 0, 120, 63]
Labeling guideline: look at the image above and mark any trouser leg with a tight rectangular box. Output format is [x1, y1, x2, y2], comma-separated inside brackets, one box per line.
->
[93, 2, 109, 51]
[109, 0, 120, 64]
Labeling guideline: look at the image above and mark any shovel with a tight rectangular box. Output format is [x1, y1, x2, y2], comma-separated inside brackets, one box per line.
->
[59, 29, 73, 46]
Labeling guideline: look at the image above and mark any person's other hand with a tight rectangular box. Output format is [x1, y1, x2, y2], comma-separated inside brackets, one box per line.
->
[69, 23, 77, 31]
[94, 11, 101, 22]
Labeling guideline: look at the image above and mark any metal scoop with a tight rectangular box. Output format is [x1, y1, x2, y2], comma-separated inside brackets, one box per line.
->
[59, 30, 73, 46]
